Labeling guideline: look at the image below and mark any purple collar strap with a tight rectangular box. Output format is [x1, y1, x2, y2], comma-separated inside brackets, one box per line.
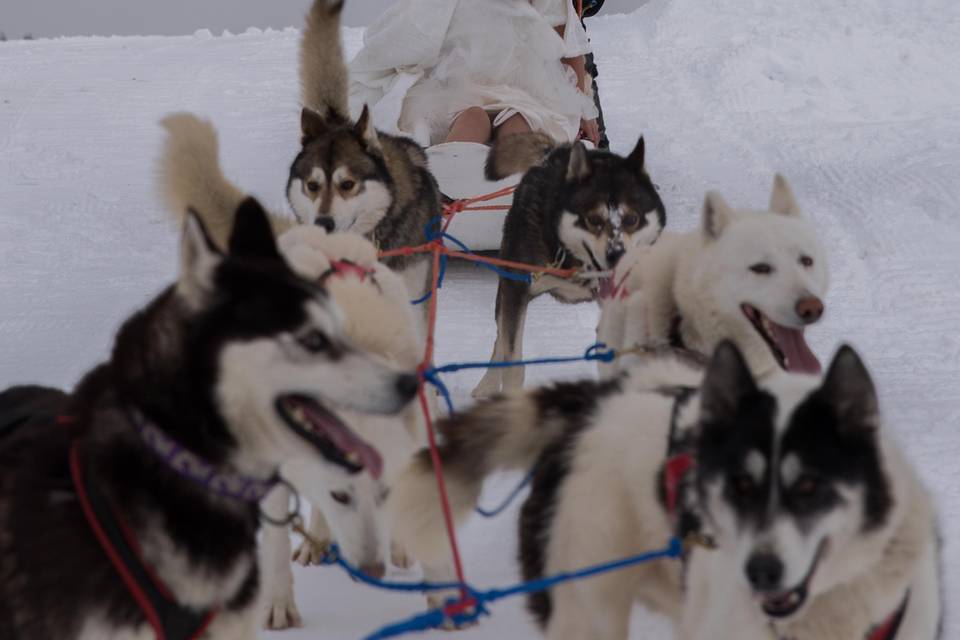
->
[128, 410, 278, 502]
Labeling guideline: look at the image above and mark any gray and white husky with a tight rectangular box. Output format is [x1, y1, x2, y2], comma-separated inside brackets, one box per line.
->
[287, 0, 442, 302]
[0, 199, 418, 639]
[392, 344, 941, 639]
[473, 132, 666, 397]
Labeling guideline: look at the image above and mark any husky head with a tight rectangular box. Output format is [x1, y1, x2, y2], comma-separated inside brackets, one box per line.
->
[558, 138, 665, 271]
[167, 197, 417, 479]
[287, 105, 393, 236]
[282, 416, 416, 578]
[696, 342, 893, 621]
[692, 175, 828, 375]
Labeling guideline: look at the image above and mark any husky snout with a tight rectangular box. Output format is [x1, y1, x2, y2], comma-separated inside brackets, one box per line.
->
[315, 216, 336, 233]
[745, 551, 784, 592]
[605, 243, 625, 269]
[795, 296, 824, 324]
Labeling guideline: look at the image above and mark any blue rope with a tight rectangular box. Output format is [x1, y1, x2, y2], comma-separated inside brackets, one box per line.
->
[321, 544, 464, 593]
[426, 342, 615, 378]
[418, 343, 615, 518]
[350, 537, 685, 639]
[474, 468, 535, 518]
[435, 229, 532, 284]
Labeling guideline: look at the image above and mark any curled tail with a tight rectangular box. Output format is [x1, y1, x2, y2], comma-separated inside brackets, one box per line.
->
[485, 131, 557, 180]
[390, 379, 617, 566]
[158, 113, 292, 249]
[301, 0, 349, 118]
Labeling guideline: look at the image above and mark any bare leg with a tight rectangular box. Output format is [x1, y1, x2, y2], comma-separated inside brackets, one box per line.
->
[493, 113, 533, 140]
[445, 106, 493, 144]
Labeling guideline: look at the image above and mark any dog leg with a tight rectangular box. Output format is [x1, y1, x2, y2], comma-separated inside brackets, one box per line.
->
[546, 574, 633, 640]
[292, 505, 333, 566]
[472, 280, 508, 397]
[473, 280, 530, 397]
[260, 486, 302, 630]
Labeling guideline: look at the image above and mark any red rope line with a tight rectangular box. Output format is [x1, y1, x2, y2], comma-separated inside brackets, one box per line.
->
[417, 239, 470, 601]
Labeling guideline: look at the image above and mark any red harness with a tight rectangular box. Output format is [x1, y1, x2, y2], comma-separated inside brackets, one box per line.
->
[68, 439, 217, 639]
[865, 591, 910, 640]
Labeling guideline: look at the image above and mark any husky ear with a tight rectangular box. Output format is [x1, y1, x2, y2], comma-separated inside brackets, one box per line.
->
[627, 136, 646, 175]
[301, 107, 328, 145]
[228, 197, 282, 261]
[819, 345, 879, 430]
[566, 141, 590, 183]
[701, 191, 735, 240]
[354, 104, 381, 151]
[178, 212, 223, 308]
[769, 174, 801, 217]
[701, 341, 758, 420]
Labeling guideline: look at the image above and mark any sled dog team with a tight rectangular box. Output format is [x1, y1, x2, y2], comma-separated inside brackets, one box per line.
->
[0, 1, 941, 639]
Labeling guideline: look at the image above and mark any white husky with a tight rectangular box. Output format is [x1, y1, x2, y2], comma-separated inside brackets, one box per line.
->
[597, 175, 829, 379]
[158, 113, 428, 630]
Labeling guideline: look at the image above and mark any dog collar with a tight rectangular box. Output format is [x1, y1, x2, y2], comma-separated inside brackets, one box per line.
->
[129, 410, 278, 502]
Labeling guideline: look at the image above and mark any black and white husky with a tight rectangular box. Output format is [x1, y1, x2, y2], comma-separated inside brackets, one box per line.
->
[0, 200, 418, 639]
[473, 132, 666, 397]
[392, 344, 941, 639]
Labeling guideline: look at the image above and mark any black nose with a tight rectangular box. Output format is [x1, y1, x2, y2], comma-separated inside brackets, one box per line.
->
[606, 247, 625, 268]
[315, 216, 336, 233]
[745, 553, 784, 592]
[395, 373, 419, 401]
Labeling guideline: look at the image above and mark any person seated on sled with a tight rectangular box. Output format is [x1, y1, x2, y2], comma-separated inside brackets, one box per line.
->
[349, 0, 601, 147]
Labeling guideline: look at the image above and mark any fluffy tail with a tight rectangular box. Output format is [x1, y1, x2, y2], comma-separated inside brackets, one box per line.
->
[158, 113, 292, 249]
[301, 0, 349, 118]
[390, 385, 579, 566]
[484, 131, 557, 180]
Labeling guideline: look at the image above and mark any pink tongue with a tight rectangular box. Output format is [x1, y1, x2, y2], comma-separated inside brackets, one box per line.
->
[303, 404, 384, 479]
[770, 324, 821, 374]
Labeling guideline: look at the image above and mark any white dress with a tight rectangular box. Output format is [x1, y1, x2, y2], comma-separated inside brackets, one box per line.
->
[349, 0, 596, 146]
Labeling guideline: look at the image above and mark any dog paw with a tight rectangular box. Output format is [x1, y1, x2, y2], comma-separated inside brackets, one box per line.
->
[391, 544, 413, 570]
[292, 537, 332, 566]
[263, 598, 303, 630]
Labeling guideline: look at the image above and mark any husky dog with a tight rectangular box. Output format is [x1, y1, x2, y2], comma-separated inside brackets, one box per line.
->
[286, 0, 442, 302]
[597, 175, 828, 380]
[0, 200, 419, 639]
[392, 343, 941, 639]
[158, 112, 431, 630]
[258, 228, 429, 630]
[473, 132, 666, 397]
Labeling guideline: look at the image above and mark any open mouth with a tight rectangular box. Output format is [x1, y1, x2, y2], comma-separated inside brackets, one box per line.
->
[741, 304, 821, 374]
[757, 539, 827, 619]
[276, 394, 383, 479]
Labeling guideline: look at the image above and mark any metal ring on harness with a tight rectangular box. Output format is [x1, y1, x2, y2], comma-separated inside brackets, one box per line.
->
[257, 476, 302, 527]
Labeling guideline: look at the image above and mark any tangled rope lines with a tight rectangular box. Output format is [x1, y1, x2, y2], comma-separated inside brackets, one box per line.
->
[310, 190, 683, 639]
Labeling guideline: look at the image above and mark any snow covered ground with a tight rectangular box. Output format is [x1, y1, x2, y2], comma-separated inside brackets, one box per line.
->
[1, 0, 958, 637]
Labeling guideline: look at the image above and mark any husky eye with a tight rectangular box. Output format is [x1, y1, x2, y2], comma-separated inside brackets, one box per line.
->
[731, 474, 756, 498]
[306, 180, 321, 193]
[298, 330, 329, 353]
[339, 179, 356, 192]
[586, 214, 605, 229]
[330, 491, 352, 506]
[621, 213, 640, 228]
[793, 475, 820, 497]
[799, 255, 814, 268]
[749, 263, 774, 275]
